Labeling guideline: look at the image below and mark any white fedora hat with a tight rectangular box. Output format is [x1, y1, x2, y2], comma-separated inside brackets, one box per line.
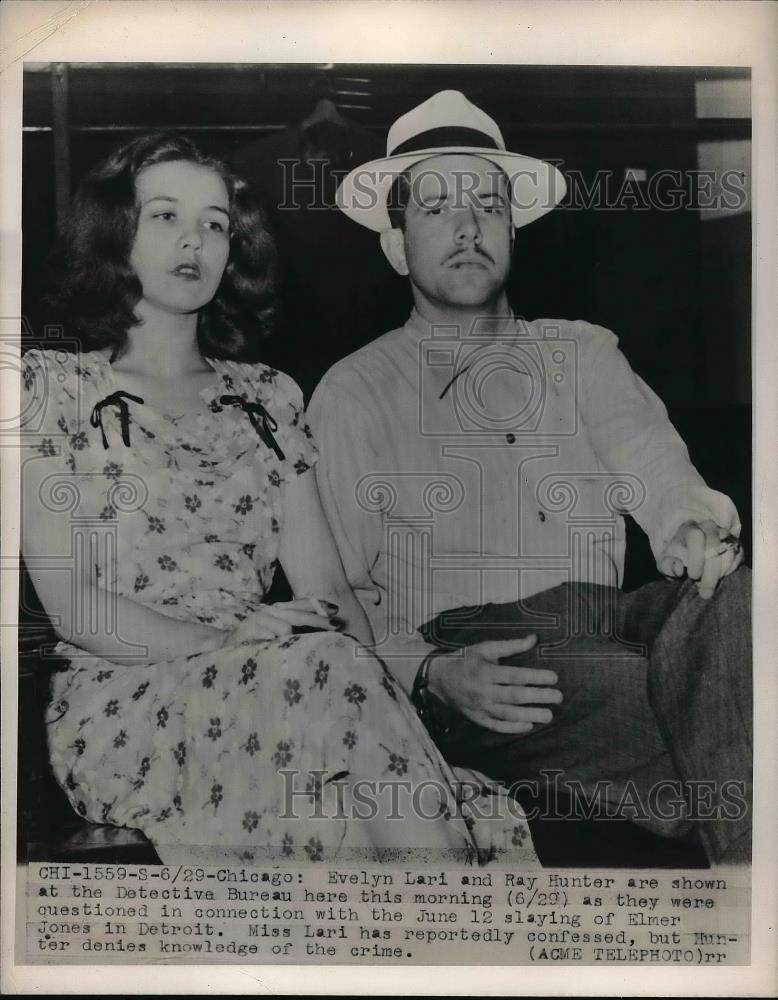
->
[336, 90, 567, 232]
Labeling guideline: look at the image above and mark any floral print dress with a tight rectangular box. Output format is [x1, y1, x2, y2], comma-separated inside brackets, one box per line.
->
[20, 349, 536, 866]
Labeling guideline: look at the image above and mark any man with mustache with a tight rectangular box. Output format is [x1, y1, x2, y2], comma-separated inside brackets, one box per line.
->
[307, 91, 751, 864]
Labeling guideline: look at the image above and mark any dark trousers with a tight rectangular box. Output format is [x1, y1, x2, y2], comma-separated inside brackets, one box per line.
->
[419, 567, 752, 863]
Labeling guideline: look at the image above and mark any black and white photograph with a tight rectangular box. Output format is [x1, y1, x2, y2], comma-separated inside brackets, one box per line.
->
[2, 1, 776, 994]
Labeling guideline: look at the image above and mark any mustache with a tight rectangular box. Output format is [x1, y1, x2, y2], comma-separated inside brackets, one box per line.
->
[446, 246, 494, 265]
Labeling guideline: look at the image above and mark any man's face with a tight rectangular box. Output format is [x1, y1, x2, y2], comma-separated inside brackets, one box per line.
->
[387, 154, 513, 312]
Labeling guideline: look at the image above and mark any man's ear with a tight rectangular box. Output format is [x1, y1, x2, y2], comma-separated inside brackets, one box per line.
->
[380, 228, 409, 276]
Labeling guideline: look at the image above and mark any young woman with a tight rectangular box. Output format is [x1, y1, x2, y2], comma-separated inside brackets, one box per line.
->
[20, 134, 536, 866]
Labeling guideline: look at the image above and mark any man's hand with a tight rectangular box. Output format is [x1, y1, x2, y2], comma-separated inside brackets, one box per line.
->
[427, 636, 562, 734]
[658, 519, 744, 599]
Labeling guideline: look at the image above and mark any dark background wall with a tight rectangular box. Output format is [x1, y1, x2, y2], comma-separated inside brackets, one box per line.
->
[21, 63, 752, 569]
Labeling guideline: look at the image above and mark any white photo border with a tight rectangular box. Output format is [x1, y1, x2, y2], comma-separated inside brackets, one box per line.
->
[1, 1, 776, 995]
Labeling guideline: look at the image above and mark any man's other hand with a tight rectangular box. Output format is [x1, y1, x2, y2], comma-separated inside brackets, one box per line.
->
[428, 636, 562, 734]
[658, 518, 744, 599]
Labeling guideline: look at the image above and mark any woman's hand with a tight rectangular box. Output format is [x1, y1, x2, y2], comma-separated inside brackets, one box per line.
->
[278, 470, 376, 647]
[228, 598, 340, 646]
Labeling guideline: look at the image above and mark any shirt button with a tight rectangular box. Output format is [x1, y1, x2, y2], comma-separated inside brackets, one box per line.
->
[506, 433, 516, 443]
[538, 511, 546, 522]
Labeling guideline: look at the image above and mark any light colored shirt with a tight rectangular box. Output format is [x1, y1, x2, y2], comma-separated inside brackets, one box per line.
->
[308, 310, 739, 649]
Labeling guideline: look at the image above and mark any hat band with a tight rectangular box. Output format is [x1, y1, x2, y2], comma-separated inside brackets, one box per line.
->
[391, 126, 501, 156]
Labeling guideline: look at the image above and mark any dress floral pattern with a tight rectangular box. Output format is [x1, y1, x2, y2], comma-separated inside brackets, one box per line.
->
[20, 349, 536, 866]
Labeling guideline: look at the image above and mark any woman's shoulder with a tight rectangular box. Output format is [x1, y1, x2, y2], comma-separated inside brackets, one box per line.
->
[22, 348, 107, 388]
[209, 358, 303, 406]
[20, 348, 106, 434]
[21, 349, 109, 432]
[207, 358, 316, 469]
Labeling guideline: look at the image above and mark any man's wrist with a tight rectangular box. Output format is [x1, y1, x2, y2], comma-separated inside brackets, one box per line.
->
[411, 651, 434, 712]
[410, 650, 459, 739]
[424, 651, 449, 701]
[414, 648, 453, 704]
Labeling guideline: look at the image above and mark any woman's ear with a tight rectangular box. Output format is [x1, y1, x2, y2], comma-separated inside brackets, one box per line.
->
[380, 228, 409, 277]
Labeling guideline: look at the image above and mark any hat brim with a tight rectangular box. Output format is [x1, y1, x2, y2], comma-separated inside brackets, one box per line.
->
[336, 147, 567, 232]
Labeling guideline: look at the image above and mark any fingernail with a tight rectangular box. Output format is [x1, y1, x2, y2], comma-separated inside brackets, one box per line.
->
[310, 598, 339, 617]
[307, 597, 327, 617]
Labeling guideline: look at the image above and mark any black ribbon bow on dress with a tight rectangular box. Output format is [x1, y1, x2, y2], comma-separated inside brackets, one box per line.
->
[220, 395, 286, 460]
[90, 391, 144, 449]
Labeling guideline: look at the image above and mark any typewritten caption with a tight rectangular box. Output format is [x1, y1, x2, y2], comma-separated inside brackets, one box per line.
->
[24, 863, 750, 965]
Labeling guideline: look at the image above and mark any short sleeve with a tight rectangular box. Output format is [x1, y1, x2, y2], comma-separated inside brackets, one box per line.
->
[240, 364, 319, 478]
[19, 349, 81, 474]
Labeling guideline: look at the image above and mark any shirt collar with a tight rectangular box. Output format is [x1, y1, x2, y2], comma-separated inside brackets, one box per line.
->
[404, 307, 524, 343]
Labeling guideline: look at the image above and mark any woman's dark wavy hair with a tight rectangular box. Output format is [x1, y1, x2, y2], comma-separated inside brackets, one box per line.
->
[47, 133, 278, 361]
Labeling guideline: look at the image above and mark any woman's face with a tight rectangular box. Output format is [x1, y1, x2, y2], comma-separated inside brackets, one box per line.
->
[129, 159, 231, 317]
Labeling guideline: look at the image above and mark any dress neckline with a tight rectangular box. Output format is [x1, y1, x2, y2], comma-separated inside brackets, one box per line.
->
[85, 350, 231, 408]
